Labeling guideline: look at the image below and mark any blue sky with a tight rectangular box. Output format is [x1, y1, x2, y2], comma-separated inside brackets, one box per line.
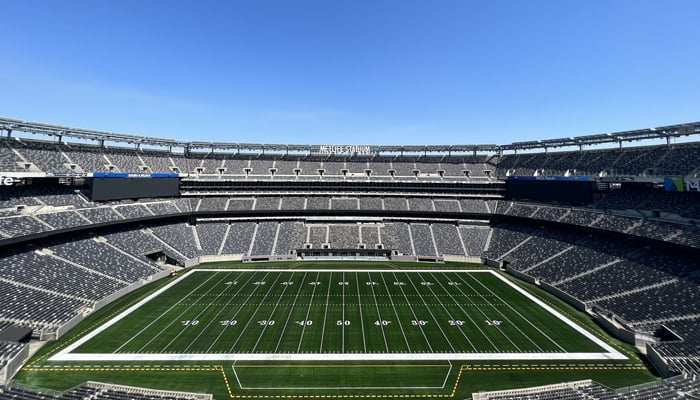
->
[1, 0, 698, 146]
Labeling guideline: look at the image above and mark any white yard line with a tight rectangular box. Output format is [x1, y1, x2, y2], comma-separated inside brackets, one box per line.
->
[432, 272, 497, 351]
[159, 272, 243, 353]
[296, 271, 320, 353]
[378, 272, 411, 352]
[273, 272, 308, 353]
[367, 271, 390, 352]
[459, 276, 540, 351]
[341, 272, 345, 352]
[355, 272, 367, 352]
[419, 272, 476, 352]
[458, 276, 524, 351]
[390, 271, 434, 352]
[450, 272, 526, 352]
[206, 271, 271, 353]
[319, 272, 333, 352]
[49, 268, 626, 362]
[118, 271, 223, 353]
[403, 272, 457, 352]
[461, 273, 564, 352]
[251, 272, 294, 352]
[227, 272, 285, 353]
[185, 274, 252, 352]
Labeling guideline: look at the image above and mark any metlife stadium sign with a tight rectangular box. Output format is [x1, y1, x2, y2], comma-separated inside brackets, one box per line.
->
[314, 145, 375, 155]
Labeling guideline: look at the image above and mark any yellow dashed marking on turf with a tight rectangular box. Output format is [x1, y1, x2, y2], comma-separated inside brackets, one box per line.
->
[465, 365, 645, 372]
[224, 364, 468, 399]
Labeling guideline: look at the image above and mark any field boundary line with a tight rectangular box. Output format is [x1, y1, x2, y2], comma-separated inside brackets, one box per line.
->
[51, 268, 204, 359]
[461, 272, 562, 351]
[50, 269, 626, 362]
[487, 271, 625, 359]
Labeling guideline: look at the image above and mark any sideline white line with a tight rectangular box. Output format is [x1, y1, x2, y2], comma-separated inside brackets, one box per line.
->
[488, 271, 624, 358]
[51, 352, 626, 361]
[49, 269, 626, 362]
[54, 268, 201, 357]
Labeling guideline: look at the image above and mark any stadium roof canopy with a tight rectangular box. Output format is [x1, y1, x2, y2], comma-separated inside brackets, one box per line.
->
[0, 116, 698, 155]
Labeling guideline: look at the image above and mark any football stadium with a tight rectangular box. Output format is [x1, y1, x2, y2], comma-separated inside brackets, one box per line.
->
[0, 117, 697, 400]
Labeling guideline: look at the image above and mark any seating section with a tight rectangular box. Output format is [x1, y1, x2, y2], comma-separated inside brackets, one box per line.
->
[2, 137, 699, 180]
[273, 221, 301, 255]
[494, 143, 700, 177]
[473, 375, 700, 400]
[250, 222, 277, 255]
[149, 224, 199, 260]
[0, 381, 208, 400]
[0, 135, 699, 393]
[486, 222, 700, 375]
[195, 222, 228, 256]
[497, 201, 700, 249]
[220, 222, 255, 255]
[0, 228, 167, 333]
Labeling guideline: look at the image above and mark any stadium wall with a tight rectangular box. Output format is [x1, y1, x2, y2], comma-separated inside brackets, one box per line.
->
[50, 269, 171, 340]
[0, 343, 28, 385]
[590, 309, 658, 348]
[506, 267, 661, 350]
[646, 344, 674, 378]
[506, 266, 588, 311]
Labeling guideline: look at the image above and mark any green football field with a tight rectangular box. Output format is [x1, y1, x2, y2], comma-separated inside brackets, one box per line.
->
[18, 262, 656, 399]
[55, 268, 616, 359]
